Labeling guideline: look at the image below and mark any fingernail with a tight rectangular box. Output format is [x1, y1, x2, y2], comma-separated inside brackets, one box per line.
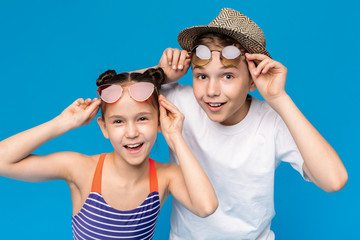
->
[178, 65, 183, 69]
[172, 65, 176, 70]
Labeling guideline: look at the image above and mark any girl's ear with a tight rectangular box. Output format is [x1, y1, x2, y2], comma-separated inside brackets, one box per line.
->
[97, 116, 109, 139]
[157, 123, 162, 133]
[249, 80, 257, 92]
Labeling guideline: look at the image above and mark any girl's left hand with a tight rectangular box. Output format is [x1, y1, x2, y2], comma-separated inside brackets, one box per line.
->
[246, 53, 288, 103]
[159, 95, 184, 150]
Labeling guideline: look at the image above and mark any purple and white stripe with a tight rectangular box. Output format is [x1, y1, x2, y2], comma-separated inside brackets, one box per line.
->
[72, 191, 160, 240]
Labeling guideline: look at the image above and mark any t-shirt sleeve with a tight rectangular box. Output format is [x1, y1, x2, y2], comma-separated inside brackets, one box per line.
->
[160, 83, 194, 111]
[274, 115, 311, 181]
[160, 82, 182, 104]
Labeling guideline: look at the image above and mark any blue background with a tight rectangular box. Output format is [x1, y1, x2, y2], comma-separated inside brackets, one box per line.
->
[0, 0, 359, 239]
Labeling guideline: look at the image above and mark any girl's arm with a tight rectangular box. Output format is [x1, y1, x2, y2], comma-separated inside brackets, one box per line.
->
[0, 98, 100, 182]
[245, 53, 348, 193]
[159, 95, 218, 217]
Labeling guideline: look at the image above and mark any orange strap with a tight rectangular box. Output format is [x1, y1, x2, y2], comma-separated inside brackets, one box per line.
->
[91, 154, 158, 193]
[91, 153, 107, 193]
[149, 158, 158, 192]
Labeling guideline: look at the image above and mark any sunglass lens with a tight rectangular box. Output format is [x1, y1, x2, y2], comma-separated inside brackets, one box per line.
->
[191, 45, 211, 66]
[129, 82, 155, 102]
[221, 46, 241, 67]
[99, 85, 123, 103]
[222, 46, 241, 59]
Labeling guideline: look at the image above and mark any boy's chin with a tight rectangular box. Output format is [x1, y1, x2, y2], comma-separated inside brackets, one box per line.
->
[203, 111, 228, 125]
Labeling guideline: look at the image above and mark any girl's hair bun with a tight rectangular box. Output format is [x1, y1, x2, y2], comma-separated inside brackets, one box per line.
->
[141, 68, 166, 89]
[96, 69, 117, 86]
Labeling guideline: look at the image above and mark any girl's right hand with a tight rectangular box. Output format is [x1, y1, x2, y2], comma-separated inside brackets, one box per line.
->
[159, 95, 184, 151]
[58, 98, 101, 130]
[158, 48, 191, 83]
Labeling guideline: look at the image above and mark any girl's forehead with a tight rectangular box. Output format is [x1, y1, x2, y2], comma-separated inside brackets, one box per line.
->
[104, 91, 157, 118]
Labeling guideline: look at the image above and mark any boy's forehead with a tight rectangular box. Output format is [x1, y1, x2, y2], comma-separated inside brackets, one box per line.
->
[192, 64, 239, 71]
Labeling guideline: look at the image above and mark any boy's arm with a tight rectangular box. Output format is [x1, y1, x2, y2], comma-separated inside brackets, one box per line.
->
[245, 53, 348, 192]
[132, 48, 191, 84]
[159, 95, 218, 217]
[0, 98, 100, 182]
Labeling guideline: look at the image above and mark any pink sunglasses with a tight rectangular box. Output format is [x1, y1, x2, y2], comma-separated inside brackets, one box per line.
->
[97, 82, 156, 103]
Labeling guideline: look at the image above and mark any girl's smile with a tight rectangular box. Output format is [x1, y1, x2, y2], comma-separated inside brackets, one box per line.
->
[98, 87, 159, 166]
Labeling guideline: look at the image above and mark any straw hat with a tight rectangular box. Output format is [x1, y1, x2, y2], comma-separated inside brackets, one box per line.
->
[178, 8, 271, 57]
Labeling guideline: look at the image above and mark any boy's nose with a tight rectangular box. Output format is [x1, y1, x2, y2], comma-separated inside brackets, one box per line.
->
[206, 79, 221, 98]
[125, 122, 139, 138]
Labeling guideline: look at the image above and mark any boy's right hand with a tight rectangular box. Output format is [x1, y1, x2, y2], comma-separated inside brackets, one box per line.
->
[58, 98, 101, 130]
[158, 48, 191, 83]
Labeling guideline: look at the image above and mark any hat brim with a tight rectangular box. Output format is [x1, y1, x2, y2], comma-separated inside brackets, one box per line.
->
[178, 25, 271, 58]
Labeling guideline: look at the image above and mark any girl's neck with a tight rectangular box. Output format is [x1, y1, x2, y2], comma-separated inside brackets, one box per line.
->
[106, 152, 150, 185]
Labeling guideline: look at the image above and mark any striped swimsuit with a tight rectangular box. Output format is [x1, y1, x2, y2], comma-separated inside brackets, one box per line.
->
[72, 153, 160, 240]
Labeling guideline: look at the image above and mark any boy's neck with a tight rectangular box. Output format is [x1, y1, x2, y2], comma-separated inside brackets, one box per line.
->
[220, 97, 252, 126]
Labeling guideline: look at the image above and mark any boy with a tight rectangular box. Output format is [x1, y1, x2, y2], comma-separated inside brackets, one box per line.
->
[146, 8, 347, 239]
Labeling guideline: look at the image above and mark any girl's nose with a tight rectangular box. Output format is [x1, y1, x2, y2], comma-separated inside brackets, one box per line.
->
[125, 122, 139, 138]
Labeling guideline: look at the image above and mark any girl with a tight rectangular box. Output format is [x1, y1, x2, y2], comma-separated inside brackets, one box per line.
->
[0, 68, 218, 239]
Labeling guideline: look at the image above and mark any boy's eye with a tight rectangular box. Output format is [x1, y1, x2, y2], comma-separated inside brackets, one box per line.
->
[138, 117, 148, 121]
[224, 74, 233, 80]
[197, 75, 207, 80]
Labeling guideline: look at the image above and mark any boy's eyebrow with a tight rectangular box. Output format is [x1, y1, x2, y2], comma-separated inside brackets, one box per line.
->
[192, 65, 238, 71]
[192, 65, 204, 70]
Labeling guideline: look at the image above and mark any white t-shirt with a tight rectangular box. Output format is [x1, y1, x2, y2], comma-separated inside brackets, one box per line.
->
[161, 83, 308, 240]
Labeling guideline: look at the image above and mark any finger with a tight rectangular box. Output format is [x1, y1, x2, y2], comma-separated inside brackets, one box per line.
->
[159, 96, 181, 115]
[84, 99, 101, 114]
[178, 50, 189, 70]
[165, 48, 174, 66]
[80, 98, 92, 110]
[261, 61, 277, 74]
[245, 53, 270, 67]
[72, 98, 84, 107]
[172, 49, 181, 70]
[246, 57, 257, 79]
[159, 101, 168, 120]
[254, 58, 271, 76]
[159, 95, 176, 108]
[89, 105, 100, 121]
[245, 53, 269, 62]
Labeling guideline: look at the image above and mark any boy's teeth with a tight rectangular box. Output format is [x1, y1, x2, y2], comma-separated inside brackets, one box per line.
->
[209, 103, 222, 107]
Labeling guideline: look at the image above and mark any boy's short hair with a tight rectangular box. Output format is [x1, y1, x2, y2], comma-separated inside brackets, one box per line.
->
[178, 8, 271, 58]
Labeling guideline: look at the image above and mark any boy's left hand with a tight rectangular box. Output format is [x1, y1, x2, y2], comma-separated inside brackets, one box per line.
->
[245, 53, 287, 103]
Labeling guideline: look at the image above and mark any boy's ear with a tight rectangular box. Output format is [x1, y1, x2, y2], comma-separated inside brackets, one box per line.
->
[97, 116, 109, 139]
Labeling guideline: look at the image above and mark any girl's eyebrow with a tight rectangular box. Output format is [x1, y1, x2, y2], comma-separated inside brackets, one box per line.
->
[108, 112, 153, 119]
[108, 115, 124, 119]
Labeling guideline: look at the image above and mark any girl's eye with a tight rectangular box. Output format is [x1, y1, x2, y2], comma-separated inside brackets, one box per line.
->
[113, 120, 123, 124]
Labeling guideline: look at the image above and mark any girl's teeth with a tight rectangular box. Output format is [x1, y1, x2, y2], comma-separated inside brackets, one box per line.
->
[127, 143, 141, 148]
